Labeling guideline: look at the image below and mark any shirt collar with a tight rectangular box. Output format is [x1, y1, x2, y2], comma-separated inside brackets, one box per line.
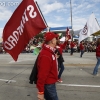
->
[44, 44, 56, 52]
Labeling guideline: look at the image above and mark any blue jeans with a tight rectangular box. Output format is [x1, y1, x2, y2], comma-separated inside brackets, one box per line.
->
[70, 48, 74, 55]
[44, 84, 58, 100]
[80, 50, 84, 57]
[93, 57, 100, 75]
[58, 63, 64, 79]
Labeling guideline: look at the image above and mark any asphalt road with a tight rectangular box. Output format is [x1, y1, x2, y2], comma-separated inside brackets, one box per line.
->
[0, 52, 100, 100]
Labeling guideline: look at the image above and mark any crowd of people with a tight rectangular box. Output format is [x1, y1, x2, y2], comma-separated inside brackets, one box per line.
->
[65, 40, 96, 53]
[0, 36, 97, 54]
[23, 37, 97, 54]
[24, 37, 97, 54]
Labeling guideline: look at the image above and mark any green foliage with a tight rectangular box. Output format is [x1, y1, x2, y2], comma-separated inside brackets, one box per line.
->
[35, 32, 45, 38]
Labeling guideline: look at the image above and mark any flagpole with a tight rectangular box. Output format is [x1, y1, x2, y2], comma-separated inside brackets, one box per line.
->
[70, 0, 74, 41]
[95, 18, 100, 28]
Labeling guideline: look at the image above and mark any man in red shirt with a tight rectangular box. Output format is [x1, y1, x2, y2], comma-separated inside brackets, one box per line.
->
[70, 41, 75, 55]
[79, 41, 85, 57]
[37, 32, 59, 100]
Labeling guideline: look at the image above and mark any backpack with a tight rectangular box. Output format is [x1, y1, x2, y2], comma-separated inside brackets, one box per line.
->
[29, 56, 38, 84]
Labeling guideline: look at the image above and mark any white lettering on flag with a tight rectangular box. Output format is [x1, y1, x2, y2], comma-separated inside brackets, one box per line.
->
[4, 5, 37, 50]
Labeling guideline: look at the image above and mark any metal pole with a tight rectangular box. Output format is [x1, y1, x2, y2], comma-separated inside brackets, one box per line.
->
[70, 0, 74, 41]
[95, 18, 100, 28]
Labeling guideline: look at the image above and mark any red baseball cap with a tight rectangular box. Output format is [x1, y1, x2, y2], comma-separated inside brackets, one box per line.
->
[44, 32, 58, 42]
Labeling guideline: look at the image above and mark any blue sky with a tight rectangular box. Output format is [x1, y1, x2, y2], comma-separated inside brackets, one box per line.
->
[0, 0, 100, 37]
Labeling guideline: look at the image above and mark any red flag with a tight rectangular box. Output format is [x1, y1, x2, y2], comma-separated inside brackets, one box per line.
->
[66, 27, 71, 39]
[3, 0, 47, 61]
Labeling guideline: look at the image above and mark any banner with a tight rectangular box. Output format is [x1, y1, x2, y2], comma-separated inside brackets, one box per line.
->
[3, 0, 47, 61]
[79, 13, 100, 43]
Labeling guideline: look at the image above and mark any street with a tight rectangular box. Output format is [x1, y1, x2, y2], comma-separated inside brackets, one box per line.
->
[0, 52, 100, 100]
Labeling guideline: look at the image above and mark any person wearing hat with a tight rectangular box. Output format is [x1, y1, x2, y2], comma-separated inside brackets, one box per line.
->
[37, 32, 59, 100]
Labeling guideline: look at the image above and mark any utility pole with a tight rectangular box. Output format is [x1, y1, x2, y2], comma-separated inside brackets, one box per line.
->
[70, 0, 74, 41]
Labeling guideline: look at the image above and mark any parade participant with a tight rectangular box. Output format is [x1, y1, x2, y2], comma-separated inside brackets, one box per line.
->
[79, 41, 85, 57]
[70, 41, 75, 55]
[93, 38, 100, 75]
[37, 32, 59, 100]
[56, 35, 69, 83]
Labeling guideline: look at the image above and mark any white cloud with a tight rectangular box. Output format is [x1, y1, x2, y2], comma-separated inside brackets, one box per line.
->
[0, 2, 13, 38]
[35, 0, 50, 5]
[54, 16, 64, 21]
[42, 1, 64, 14]
[72, 2, 95, 13]
[57, 8, 68, 13]
[86, 4, 94, 8]
[73, 3, 87, 11]
[48, 22, 64, 27]
[0, 28, 3, 38]
[72, 16, 87, 30]
[65, 2, 70, 8]
[91, 0, 100, 3]
[0, 6, 12, 21]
